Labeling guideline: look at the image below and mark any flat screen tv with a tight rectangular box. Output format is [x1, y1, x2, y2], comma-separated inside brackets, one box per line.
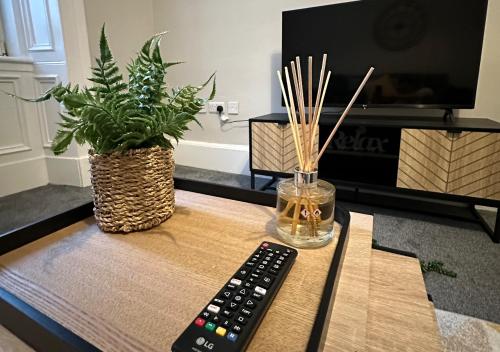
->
[282, 0, 488, 109]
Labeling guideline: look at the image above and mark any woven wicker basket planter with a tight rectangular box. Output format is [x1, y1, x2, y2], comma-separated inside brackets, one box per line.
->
[89, 146, 175, 233]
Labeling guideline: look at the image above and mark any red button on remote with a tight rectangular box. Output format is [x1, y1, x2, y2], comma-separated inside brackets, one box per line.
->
[262, 243, 269, 248]
[194, 318, 205, 327]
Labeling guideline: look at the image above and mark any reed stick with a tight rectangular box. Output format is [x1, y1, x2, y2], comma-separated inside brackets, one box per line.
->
[308, 70, 331, 170]
[277, 70, 303, 168]
[290, 61, 308, 169]
[307, 56, 313, 171]
[309, 54, 327, 166]
[285, 67, 304, 168]
[314, 67, 374, 166]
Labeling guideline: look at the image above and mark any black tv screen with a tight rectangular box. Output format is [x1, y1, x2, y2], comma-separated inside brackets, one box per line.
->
[282, 0, 488, 109]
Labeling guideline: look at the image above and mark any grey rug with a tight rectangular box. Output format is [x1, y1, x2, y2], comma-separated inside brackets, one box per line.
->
[373, 212, 500, 324]
[0, 184, 92, 234]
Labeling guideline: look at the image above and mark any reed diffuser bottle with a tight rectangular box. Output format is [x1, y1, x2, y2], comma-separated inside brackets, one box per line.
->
[275, 53, 374, 249]
[276, 168, 335, 248]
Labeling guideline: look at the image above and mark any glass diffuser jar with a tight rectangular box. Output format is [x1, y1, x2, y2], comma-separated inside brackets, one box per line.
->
[276, 168, 336, 248]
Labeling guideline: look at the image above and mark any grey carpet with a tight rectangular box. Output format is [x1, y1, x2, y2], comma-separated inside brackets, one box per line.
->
[0, 184, 92, 234]
[175, 164, 273, 190]
[373, 211, 500, 324]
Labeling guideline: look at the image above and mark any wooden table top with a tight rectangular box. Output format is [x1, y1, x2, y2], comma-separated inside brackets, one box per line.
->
[0, 190, 365, 352]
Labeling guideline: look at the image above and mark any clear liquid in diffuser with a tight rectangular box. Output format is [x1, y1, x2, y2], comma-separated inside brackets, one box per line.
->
[276, 179, 335, 248]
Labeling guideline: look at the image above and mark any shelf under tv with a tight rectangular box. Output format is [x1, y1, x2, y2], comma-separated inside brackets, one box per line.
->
[249, 113, 500, 243]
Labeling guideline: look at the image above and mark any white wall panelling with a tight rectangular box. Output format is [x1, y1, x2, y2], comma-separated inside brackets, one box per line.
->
[0, 0, 91, 195]
[0, 75, 31, 155]
[19, 0, 54, 52]
[33, 74, 59, 148]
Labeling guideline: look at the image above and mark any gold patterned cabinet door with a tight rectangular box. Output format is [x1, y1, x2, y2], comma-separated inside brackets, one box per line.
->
[282, 125, 320, 173]
[397, 129, 500, 200]
[447, 132, 500, 200]
[251, 122, 319, 173]
[251, 123, 284, 172]
[397, 129, 452, 193]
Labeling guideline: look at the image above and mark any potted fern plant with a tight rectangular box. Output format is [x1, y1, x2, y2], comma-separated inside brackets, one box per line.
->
[17, 26, 215, 233]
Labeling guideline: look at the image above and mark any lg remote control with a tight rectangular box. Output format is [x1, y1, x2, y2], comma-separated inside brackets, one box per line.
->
[172, 241, 298, 352]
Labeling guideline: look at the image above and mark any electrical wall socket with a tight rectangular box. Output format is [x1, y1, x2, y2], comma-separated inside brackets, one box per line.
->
[208, 101, 225, 113]
[227, 101, 239, 114]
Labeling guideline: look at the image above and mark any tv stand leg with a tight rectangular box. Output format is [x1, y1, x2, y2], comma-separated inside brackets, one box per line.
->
[470, 204, 500, 243]
[443, 108, 455, 122]
[494, 209, 500, 243]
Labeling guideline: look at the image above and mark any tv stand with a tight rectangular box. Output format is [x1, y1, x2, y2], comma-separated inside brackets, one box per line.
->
[249, 113, 500, 243]
[443, 108, 455, 122]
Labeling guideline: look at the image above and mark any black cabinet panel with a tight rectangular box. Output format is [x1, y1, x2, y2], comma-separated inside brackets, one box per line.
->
[318, 126, 401, 186]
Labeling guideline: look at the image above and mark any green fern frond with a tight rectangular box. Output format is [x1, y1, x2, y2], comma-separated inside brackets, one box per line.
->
[6, 25, 216, 155]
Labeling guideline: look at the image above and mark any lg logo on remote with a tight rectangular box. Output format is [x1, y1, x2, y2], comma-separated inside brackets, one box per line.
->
[195, 337, 214, 350]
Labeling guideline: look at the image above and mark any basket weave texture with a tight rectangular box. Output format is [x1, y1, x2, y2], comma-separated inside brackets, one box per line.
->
[89, 146, 175, 233]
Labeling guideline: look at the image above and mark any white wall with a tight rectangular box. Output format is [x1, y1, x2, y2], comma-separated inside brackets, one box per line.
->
[83, 0, 155, 75]
[151, 0, 500, 174]
[458, 0, 500, 121]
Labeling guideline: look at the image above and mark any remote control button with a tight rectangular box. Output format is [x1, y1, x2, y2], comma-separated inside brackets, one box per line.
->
[275, 249, 281, 254]
[230, 278, 242, 286]
[226, 284, 237, 291]
[221, 309, 233, 318]
[235, 315, 247, 325]
[251, 273, 260, 279]
[267, 252, 274, 257]
[283, 252, 289, 257]
[245, 299, 256, 309]
[278, 256, 285, 261]
[254, 269, 264, 275]
[245, 262, 255, 267]
[201, 311, 211, 319]
[213, 298, 225, 306]
[228, 302, 239, 310]
[235, 268, 250, 279]
[257, 264, 265, 270]
[272, 264, 281, 270]
[264, 256, 271, 261]
[269, 268, 278, 275]
[240, 308, 252, 317]
[243, 282, 254, 289]
[212, 315, 221, 323]
[222, 319, 232, 328]
[216, 326, 227, 337]
[250, 257, 259, 262]
[261, 260, 269, 265]
[255, 286, 267, 295]
[262, 242, 269, 248]
[233, 295, 243, 303]
[227, 331, 238, 342]
[221, 291, 233, 299]
[207, 304, 220, 314]
[276, 260, 283, 265]
[251, 292, 263, 301]
[238, 288, 249, 296]
[232, 324, 243, 333]
[248, 277, 258, 283]
[194, 317, 205, 327]
[204, 321, 216, 332]
[260, 275, 274, 288]
[286, 248, 292, 253]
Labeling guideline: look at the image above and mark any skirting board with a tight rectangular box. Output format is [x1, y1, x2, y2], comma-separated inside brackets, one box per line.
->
[174, 140, 250, 175]
[45, 155, 91, 187]
[0, 156, 48, 197]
